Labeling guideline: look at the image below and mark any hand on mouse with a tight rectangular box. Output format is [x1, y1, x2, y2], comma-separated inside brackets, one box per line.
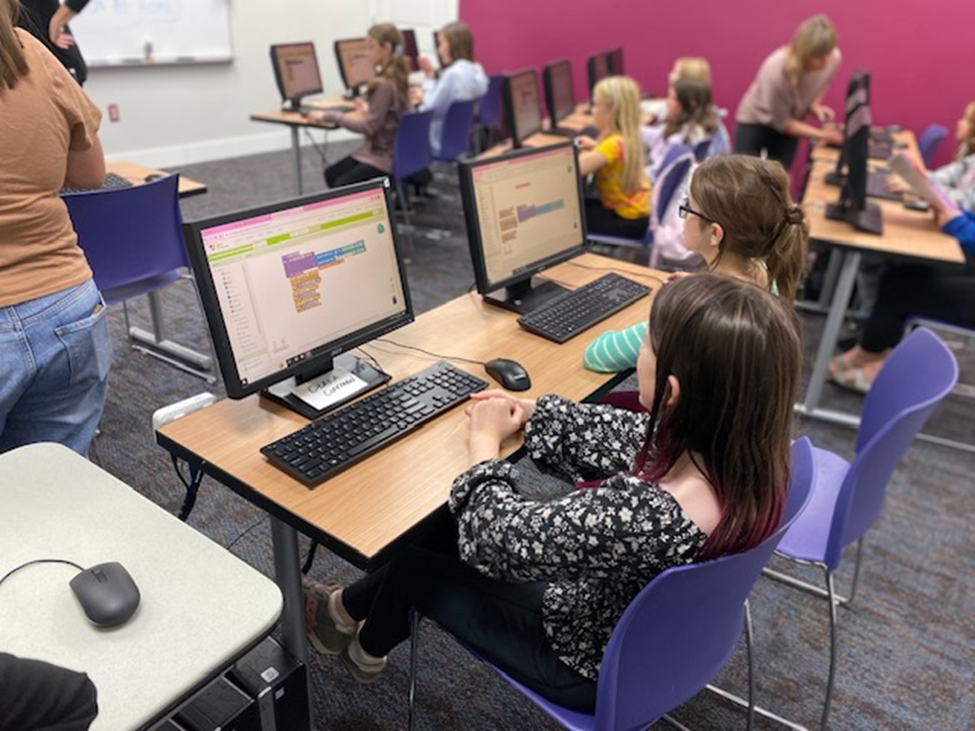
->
[466, 396, 529, 465]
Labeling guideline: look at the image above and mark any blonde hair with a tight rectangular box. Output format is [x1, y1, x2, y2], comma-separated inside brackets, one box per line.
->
[958, 101, 975, 160]
[0, 0, 29, 91]
[670, 57, 712, 86]
[366, 23, 410, 105]
[785, 14, 837, 87]
[594, 76, 646, 194]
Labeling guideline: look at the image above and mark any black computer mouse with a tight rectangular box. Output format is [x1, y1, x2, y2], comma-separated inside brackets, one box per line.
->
[69, 562, 141, 628]
[484, 358, 531, 392]
[143, 173, 166, 183]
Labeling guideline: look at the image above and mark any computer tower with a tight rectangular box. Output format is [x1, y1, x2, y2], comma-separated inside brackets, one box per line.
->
[229, 636, 311, 731]
[147, 720, 188, 731]
[174, 675, 261, 731]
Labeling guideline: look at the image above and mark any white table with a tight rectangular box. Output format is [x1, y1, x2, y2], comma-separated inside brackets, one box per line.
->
[0, 443, 283, 731]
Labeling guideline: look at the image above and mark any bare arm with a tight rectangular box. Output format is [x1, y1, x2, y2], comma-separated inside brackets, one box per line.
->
[49, 5, 78, 45]
[578, 148, 608, 177]
[784, 118, 843, 145]
[64, 132, 106, 189]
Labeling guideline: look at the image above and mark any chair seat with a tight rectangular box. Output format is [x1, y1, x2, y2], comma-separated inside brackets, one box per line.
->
[774, 447, 850, 564]
[100, 270, 183, 306]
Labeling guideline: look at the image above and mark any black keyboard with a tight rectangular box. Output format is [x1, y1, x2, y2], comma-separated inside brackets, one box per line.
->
[550, 124, 600, 139]
[261, 361, 488, 486]
[299, 104, 355, 116]
[60, 171, 133, 195]
[517, 273, 651, 344]
[866, 168, 902, 201]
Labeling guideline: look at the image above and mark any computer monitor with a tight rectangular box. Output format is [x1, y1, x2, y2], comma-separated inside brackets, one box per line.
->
[502, 69, 543, 148]
[606, 47, 624, 76]
[400, 28, 419, 72]
[543, 60, 575, 126]
[459, 141, 588, 313]
[184, 178, 414, 419]
[825, 70, 883, 235]
[270, 42, 323, 109]
[334, 37, 374, 96]
[586, 52, 610, 101]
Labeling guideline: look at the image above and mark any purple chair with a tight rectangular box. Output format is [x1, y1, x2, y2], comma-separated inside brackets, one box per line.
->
[917, 124, 949, 167]
[434, 98, 477, 162]
[764, 328, 958, 729]
[63, 174, 214, 381]
[392, 109, 434, 253]
[473, 75, 505, 153]
[408, 438, 817, 731]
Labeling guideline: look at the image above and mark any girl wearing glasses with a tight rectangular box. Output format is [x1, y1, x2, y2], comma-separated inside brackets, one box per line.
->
[583, 154, 808, 373]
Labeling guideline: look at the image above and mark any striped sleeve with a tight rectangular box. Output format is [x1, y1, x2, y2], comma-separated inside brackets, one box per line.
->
[581, 321, 647, 373]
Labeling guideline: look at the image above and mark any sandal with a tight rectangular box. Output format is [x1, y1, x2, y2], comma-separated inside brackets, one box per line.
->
[828, 361, 874, 395]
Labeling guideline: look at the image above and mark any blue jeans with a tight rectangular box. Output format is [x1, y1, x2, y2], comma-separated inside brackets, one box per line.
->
[0, 279, 112, 455]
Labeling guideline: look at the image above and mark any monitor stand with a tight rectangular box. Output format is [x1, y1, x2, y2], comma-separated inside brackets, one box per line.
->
[261, 353, 390, 420]
[825, 201, 883, 235]
[483, 276, 570, 315]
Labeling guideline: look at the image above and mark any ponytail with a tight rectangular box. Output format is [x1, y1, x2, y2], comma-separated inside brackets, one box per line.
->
[764, 205, 808, 301]
[0, 0, 29, 91]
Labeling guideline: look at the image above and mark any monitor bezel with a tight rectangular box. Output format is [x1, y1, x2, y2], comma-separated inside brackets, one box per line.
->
[542, 59, 575, 125]
[269, 41, 324, 106]
[333, 37, 373, 92]
[400, 28, 419, 72]
[183, 178, 415, 401]
[502, 68, 543, 148]
[459, 141, 589, 301]
[586, 52, 610, 100]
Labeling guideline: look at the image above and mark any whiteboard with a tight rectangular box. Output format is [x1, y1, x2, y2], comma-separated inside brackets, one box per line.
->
[70, 0, 233, 66]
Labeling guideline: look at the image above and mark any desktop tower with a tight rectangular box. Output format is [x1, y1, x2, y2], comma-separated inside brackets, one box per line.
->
[229, 636, 311, 731]
[174, 675, 261, 731]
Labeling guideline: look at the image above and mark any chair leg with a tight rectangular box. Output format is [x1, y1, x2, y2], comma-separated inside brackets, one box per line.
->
[763, 558, 853, 606]
[847, 538, 865, 604]
[408, 612, 420, 731]
[745, 600, 756, 731]
[822, 569, 839, 730]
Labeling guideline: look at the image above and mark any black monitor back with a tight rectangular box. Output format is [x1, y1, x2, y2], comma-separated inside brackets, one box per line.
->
[503, 69, 543, 148]
[543, 60, 575, 125]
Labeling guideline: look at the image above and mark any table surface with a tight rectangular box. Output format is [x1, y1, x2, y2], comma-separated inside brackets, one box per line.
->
[0, 443, 282, 731]
[158, 253, 663, 569]
[108, 160, 207, 197]
[250, 96, 365, 130]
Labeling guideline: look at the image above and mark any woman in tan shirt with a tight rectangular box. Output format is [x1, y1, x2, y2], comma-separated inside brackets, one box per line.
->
[0, 0, 110, 456]
[735, 14, 844, 169]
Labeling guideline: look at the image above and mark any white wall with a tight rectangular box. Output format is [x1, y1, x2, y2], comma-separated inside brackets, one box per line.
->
[80, 0, 457, 168]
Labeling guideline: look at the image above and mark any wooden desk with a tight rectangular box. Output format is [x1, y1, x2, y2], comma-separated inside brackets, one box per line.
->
[251, 98, 363, 195]
[477, 131, 572, 159]
[799, 160, 964, 426]
[0, 443, 282, 731]
[157, 253, 661, 665]
[108, 160, 207, 198]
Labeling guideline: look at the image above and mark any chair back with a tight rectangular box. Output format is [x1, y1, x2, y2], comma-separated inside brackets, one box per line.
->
[825, 328, 957, 567]
[435, 98, 476, 162]
[917, 124, 948, 167]
[477, 75, 505, 129]
[64, 174, 186, 303]
[394, 110, 434, 180]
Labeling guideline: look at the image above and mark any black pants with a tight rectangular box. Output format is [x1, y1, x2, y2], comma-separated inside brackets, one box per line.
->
[0, 653, 98, 731]
[324, 156, 387, 189]
[860, 261, 975, 353]
[342, 512, 598, 712]
[735, 122, 800, 170]
[585, 199, 650, 240]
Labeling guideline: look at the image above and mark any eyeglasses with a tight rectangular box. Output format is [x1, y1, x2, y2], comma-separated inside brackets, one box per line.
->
[678, 198, 713, 223]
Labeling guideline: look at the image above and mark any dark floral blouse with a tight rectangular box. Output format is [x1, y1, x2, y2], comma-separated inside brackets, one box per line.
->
[448, 394, 707, 681]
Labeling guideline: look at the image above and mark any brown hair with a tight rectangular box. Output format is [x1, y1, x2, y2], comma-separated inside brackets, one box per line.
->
[785, 14, 837, 87]
[366, 23, 410, 105]
[958, 101, 975, 160]
[635, 274, 802, 559]
[593, 76, 646, 194]
[0, 0, 29, 91]
[663, 77, 719, 140]
[440, 21, 474, 63]
[690, 155, 808, 301]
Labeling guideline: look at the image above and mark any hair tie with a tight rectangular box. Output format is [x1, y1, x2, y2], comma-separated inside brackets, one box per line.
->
[784, 205, 804, 226]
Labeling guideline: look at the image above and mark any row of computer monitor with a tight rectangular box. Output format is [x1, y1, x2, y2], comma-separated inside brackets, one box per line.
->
[184, 141, 588, 417]
[270, 29, 427, 107]
[505, 48, 624, 149]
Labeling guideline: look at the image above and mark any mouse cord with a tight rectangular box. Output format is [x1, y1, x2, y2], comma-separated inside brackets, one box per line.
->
[0, 559, 85, 588]
[567, 260, 669, 286]
[373, 338, 485, 367]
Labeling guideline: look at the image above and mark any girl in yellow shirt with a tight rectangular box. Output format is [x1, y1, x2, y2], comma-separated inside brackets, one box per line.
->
[576, 76, 650, 239]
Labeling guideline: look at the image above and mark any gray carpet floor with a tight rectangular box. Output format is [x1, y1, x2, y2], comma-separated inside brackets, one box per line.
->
[87, 141, 975, 730]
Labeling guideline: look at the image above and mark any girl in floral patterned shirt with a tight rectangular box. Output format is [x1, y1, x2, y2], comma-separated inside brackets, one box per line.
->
[304, 274, 803, 711]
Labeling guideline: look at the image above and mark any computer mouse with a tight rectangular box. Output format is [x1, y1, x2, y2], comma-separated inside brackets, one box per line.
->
[484, 358, 531, 392]
[143, 173, 166, 183]
[69, 562, 141, 628]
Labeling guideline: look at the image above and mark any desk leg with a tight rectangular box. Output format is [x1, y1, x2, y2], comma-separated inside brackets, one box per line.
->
[291, 127, 303, 196]
[797, 250, 861, 424]
[128, 291, 215, 381]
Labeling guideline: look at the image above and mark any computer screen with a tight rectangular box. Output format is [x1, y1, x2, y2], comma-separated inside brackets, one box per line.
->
[400, 28, 419, 72]
[586, 52, 610, 100]
[543, 60, 575, 125]
[184, 178, 414, 418]
[607, 47, 624, 76]
[825, 70, 882, 234]
[270, 42, 324, 107]
[334, 38, 374, 94]
[503, 69, 542, 148]
[459, 141, 588, 313]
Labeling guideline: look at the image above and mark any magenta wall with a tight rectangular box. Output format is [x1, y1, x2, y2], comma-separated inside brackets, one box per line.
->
[460, 0, 974, 170]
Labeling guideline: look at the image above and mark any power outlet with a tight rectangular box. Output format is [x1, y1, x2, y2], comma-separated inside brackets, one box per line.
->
[108, 103, 120, 122]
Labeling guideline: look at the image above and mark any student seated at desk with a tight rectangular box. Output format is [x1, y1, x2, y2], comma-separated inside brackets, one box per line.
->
[303, 275, 803, 711]
[582, 155, 808, 373]
[576, 76, 651, 240]
[309, 24, 409, 188]
[0, 2, 111, 456]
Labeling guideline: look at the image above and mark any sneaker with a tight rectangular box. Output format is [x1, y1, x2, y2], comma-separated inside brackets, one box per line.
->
[303, 580, 355, 655]
[341, 632, 387, 684]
